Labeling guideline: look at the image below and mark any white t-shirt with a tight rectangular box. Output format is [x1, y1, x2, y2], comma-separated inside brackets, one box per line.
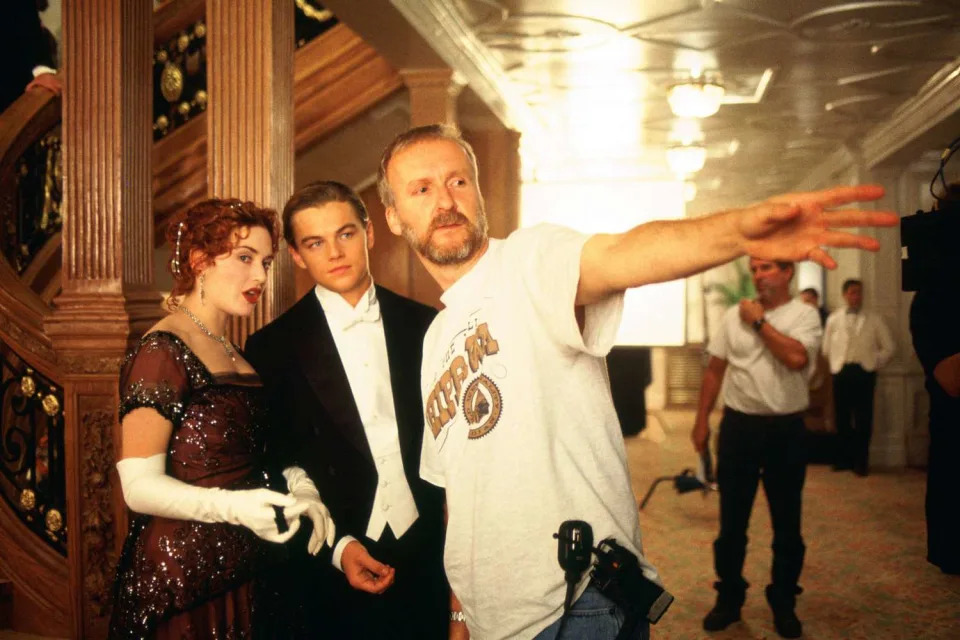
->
[708, 298, 822, 415]
[420, 224, 660, 640]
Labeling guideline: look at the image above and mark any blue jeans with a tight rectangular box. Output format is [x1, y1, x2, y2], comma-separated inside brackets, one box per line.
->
[533, 586, 650, 640]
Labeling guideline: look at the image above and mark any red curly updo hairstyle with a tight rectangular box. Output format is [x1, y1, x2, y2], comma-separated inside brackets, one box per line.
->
[164, 198, 280, 310]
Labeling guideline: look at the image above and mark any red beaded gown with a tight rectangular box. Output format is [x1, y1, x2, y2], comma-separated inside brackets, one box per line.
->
[108, 331, 288, 639]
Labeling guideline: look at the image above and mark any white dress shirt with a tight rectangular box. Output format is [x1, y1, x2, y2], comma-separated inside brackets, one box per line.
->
[822, 307, 896, 374]
[313, 282, 419, 570]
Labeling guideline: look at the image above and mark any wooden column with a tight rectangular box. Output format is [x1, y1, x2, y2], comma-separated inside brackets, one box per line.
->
[463, 127, 522, 239]
[205, 0, 296, 336]
[399, 68, 464, 307]
[401, 68, 462, 126]
[44, 1, 161, 637]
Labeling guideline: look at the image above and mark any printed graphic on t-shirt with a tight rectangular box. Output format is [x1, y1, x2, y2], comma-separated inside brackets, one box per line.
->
[425, 321, 502, 440]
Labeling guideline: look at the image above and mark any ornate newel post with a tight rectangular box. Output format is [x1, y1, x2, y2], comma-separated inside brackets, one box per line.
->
[44, 1, 162, 637]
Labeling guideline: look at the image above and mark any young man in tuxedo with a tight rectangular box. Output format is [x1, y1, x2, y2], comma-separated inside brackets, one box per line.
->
[246, 181, 448, 639]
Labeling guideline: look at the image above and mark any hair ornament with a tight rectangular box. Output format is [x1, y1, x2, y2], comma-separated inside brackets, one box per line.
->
[172, 221, 185, 277]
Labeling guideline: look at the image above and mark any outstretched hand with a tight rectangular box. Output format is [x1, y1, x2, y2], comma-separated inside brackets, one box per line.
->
[738, 185, 899, 269]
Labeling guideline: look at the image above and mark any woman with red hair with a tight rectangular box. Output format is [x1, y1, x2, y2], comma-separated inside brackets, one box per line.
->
[109, 199, 334, 639]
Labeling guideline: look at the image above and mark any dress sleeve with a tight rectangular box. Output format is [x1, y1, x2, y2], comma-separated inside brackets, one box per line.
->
[118, 333, 192, 425]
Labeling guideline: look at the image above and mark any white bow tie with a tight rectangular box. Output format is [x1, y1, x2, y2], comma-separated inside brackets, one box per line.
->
[340, 298, 381, 331]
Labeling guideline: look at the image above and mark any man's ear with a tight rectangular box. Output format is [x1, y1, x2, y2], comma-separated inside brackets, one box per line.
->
[365, 220, 375, 250]
[288, 244, 307, 270]
[384, 206, 403, 237]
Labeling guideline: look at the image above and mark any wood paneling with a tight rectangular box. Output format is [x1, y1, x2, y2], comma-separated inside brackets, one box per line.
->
[153, 23, 403, 247]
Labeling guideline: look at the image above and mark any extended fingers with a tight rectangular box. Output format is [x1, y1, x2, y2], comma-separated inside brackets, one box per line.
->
[820, 230, 881, 251]
[806, 247, 837, 270]
[801, 184, 885, 208]
[824, 208, 899, 228]
[325, 515, 336, 547]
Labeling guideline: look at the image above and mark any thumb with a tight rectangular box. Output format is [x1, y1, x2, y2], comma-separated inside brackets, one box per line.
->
[357, 549, 390, 575]
[764, 201, 801, 223]
[255, 488, 298, 508]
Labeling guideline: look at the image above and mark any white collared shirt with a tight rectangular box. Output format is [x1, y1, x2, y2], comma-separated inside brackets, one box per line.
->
[822, 306, 896, 374]
[313, 282, 419, 569]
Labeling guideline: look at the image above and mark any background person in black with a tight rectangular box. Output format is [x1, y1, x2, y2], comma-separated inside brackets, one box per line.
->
[909, 184, 960, 575]
[246, 181, 448, 638]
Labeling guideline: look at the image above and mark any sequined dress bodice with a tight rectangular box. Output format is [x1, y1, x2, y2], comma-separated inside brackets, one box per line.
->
[109, 331, 285, 640]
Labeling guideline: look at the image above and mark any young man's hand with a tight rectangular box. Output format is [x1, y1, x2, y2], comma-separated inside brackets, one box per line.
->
[341, 540, 395, 594]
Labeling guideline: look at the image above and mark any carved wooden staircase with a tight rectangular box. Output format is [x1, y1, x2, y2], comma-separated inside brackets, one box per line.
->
[0, 4, 403, 636]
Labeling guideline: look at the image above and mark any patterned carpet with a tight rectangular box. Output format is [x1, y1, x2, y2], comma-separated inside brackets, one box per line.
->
[628, 411, 960, 640]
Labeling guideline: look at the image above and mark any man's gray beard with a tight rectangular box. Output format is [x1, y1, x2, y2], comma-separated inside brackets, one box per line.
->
[403, 209, 488, 266]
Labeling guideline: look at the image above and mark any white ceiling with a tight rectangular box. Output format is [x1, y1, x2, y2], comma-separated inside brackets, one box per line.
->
[389, 0, 960, 210]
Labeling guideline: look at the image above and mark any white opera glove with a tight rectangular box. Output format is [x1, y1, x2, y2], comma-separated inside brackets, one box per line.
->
[283, 465, 336, 555]
[117, 453, 308, 543]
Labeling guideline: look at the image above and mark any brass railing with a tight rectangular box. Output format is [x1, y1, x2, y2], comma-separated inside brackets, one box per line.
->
[1, 126, 61, 276]
[0, 339, 65, 555]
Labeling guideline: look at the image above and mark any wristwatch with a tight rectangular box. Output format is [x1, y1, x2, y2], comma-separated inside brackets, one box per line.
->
[450, 611, 466, 623]
[752, 317, 766, 332]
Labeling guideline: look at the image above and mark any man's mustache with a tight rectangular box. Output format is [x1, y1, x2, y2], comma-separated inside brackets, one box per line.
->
[427, 210, 472, 235]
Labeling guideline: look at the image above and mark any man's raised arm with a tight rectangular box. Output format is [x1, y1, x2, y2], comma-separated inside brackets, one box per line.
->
[576, 184, 897, 306]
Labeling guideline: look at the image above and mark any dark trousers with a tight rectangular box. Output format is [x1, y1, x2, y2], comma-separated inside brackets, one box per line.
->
[927, 413, 960, 573]
[713, 409, 807, 602]
[282, 516, 449, 639]
[832, 364, 877, 473]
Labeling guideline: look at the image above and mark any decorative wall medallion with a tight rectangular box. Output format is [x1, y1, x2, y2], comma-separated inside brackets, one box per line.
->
[20, 488, 36, 510]
[160, 63, 185, 103]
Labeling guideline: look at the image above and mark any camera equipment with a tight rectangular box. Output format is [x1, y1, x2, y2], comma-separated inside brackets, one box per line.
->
[901, 135, 960, 292]
[593, 537, 675, 626]
[554, 520, 674, 639]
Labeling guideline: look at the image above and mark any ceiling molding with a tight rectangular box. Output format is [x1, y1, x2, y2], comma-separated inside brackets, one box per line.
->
[861, 56, 960, 167]
[389, 0, 543, 137]
[793, 147, 857, 191]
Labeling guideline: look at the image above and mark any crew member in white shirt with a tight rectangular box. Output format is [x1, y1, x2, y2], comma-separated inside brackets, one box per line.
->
[693, 259, 822, 639]
[821, 279, 895, 476]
